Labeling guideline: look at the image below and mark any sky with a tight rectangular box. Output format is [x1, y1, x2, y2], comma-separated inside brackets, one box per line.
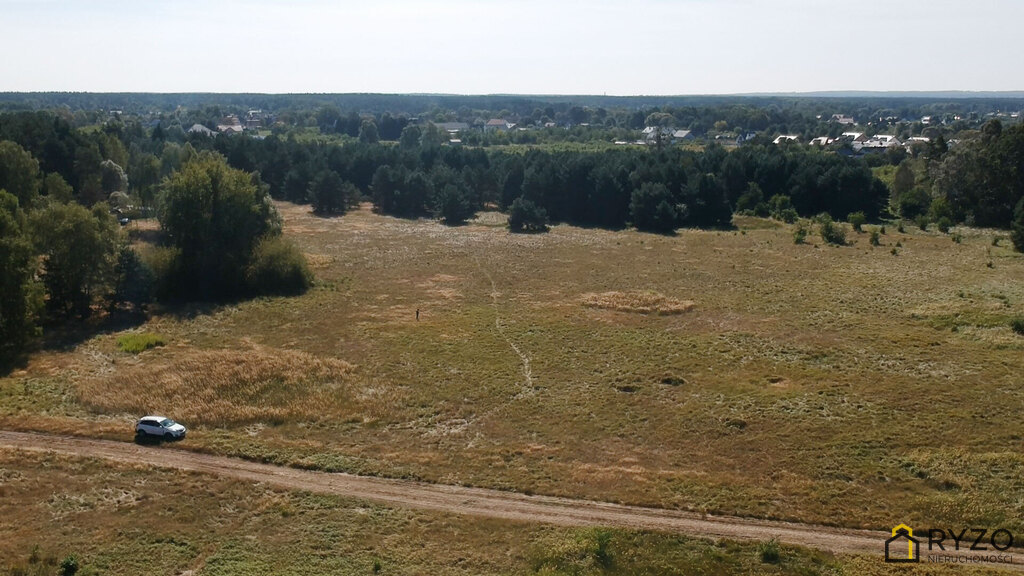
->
[1, 0, 1021, 94]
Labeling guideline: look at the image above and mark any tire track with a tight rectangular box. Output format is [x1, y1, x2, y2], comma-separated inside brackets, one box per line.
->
[1, 430, 1021, 571]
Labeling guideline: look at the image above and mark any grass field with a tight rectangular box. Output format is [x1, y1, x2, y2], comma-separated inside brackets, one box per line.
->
[2, 201, 1023, 548]
[0, 450, 1009, 575]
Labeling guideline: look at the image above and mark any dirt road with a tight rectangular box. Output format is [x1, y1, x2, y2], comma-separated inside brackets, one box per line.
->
[1, 430, 1019, 571]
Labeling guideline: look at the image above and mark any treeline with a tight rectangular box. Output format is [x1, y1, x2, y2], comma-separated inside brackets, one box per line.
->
[4, 92, 1022, 124]
[204, 130, 887, 232]
[882, 119, 1024, 247]
[0, 113, 311, 360]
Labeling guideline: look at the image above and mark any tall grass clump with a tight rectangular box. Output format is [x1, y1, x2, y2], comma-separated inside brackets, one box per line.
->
[116, 332, 167, 354]
[758, 538, 781, 564]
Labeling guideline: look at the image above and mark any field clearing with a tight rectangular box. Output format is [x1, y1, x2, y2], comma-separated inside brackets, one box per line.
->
[2, 201, 1023, 535]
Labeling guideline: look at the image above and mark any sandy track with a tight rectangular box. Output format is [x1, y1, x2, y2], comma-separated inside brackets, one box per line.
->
[1, 430, 1020, 571]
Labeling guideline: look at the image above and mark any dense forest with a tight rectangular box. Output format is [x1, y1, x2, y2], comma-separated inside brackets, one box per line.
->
[1, 96, 1023, 363]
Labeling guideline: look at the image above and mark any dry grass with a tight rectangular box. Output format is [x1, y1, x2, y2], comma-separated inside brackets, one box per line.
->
[76, 344, 356, 426]
[581, 290, 696, 315]
[3, 203, 1024, 538]
[0, 450, 1005, 575]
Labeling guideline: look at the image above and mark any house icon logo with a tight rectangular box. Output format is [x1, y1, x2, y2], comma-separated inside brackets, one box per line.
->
[885, 524, 920, 563]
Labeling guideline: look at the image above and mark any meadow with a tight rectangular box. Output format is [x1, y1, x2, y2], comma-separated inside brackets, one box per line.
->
[2, 201, 1023, 543]
[0, 450, 1010, 575]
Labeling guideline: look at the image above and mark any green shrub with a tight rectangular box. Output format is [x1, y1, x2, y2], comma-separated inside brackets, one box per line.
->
[915, 215, 929, 231]
[59, 554, 79, 576]
[817, 214, 846, 246]
[777, 208, 799, 224]
[758, 538, 781, 564]
[897, 222, 906, 233]
[507, 197, 549, 233]
[869, 230, 881, 246]
[246, 236, 313, 296]
[1011, 318, 1024, 336]
[848, 211, 866, 232]
[793, 224, 807, 244]
[116, 332, 167, 354]
[937, 216, 953, 234]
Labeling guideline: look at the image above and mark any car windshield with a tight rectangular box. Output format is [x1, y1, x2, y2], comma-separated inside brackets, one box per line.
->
[159, 419, 177, 427]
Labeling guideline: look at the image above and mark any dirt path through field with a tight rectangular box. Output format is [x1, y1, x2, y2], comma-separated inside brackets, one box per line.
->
[1, 430, 1020, 571]
[474, 256, 534, 396]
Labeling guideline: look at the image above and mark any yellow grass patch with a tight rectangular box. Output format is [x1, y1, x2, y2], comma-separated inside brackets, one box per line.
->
[303, 253, 336, 269]
[76, 345, 355, 426]
[580, 290, 695, 315]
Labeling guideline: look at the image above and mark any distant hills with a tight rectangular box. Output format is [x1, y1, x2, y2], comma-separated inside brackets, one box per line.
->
[1, 91, 1022, 115]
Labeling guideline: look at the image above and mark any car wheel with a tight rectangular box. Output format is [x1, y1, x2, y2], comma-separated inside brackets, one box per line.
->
[164, 432, 172, 440]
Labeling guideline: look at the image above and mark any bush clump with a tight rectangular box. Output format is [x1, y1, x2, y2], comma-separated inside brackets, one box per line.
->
[817, 214, 847, 245]
[848, 211, 866, 232]
[1011, 318, 1024, 336]
[758, 539, 781, 564]
[116, 332, 167, 354]
[936, 216, 953, 234]
[507, 197, 549, 232]
[59, 554, 79, 576]
[793, 223, 808, 244]
[246, 237, 313, 296]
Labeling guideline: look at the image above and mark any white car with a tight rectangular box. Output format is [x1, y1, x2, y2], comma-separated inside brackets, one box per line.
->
[135, 416, 187, 440]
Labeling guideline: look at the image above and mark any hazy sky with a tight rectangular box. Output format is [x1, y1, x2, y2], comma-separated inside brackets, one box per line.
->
[1, 0, 1021, 94]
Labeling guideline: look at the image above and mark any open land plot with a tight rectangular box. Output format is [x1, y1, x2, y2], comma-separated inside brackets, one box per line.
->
[2, 202, 1023, 536]
[0, 449, 1014, 575]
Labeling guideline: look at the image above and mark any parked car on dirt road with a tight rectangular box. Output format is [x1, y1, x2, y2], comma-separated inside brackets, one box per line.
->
[135, 416, 187, 440]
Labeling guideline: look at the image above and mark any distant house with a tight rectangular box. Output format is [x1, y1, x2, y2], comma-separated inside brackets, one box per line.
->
[772, 135, 800, 145]
[855, 134, 901, 152]
[839, 131, 867, 143]
[736, 132, 758, 144]
[448, 139, 462, 147]
[830, 114, 855, 125]
[187, 123, 217, 137]
[244, 109, 265, 130]
[643, 126, 671, 145]
[809, 136, 833, 146]
[485, 118, 514, 132]
[672, 129, 694, 142]
[434, 121, 469, 134]
[217, 115, 243, 134]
